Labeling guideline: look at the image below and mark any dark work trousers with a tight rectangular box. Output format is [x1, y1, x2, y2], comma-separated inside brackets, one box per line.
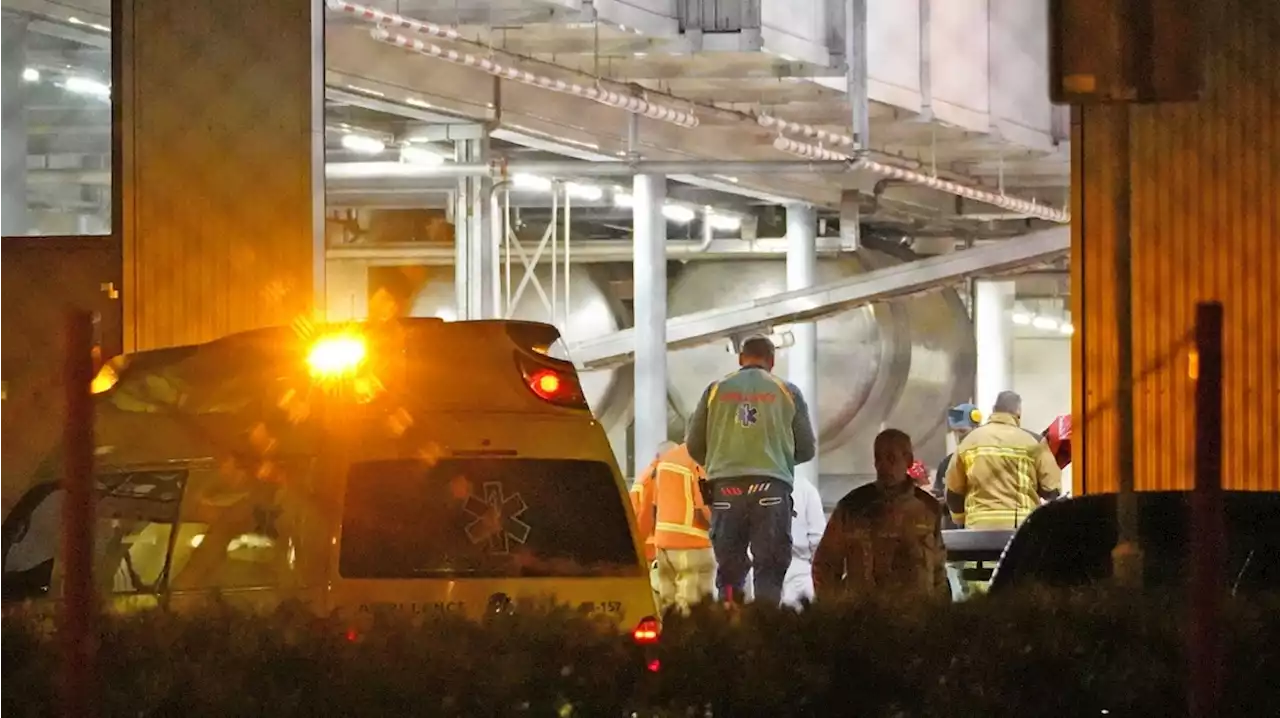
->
[708, 477, 794, 606]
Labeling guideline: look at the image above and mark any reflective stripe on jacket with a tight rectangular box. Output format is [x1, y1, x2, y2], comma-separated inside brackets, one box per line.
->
[630, 460, 660, 562]
[944, 413, 1063, 529]
[628, 444, 711, 550]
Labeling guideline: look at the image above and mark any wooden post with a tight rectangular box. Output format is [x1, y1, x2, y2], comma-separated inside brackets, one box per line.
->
[1189, 301, 1224, 718]
[1110, 103, 1143, 588]
[61, 310, 96, 718]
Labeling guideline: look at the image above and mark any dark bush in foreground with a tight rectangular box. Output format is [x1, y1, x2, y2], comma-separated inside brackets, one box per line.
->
[4, 589, 1278, 717]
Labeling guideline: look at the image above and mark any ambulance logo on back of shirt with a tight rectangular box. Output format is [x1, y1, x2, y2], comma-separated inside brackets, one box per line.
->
[736, 403, 758, 428]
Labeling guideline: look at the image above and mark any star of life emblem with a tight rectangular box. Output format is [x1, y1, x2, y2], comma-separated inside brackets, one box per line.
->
[736, 403, 758, 428]
[462, 481, 531, 554]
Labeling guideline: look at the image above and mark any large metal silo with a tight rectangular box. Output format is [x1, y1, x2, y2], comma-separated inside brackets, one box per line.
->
[665, 250, 975, 486]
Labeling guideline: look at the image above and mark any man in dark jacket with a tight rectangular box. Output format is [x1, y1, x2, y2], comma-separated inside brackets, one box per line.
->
[812, 429, 948, 602]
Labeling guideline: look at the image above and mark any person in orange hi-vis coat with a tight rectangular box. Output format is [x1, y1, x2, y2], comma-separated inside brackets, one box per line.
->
[629, 441, 715, 614]
[632, 456, 661, 564]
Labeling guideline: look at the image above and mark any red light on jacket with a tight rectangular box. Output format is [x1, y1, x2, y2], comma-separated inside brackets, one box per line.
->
[529, 370, 563, 399]
[632, 616, 660, 645]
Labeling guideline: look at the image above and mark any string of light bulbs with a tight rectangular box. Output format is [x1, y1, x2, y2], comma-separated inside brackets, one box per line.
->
[771, 136, 1070, 223]
[331, 0, 698, 128]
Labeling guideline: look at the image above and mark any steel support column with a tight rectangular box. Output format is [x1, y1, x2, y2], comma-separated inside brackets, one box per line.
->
[632, 173, 667, 477]
[2, 12, 29, 236]
[453, 135, 496, 319]
[308, 0, 326, 317]
[786, 203, 819, 486]
[973, 280, 1015, 415]
[324, 259, 369, 321]
[845, 0, 870, 147]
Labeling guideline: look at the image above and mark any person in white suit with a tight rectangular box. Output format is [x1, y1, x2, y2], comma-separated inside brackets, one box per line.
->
[781, 476, 826, 607]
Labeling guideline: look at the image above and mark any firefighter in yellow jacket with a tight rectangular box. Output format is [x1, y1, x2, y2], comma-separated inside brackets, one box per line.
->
[629, 441, 715, 613]
[945, 391, 1063, 530]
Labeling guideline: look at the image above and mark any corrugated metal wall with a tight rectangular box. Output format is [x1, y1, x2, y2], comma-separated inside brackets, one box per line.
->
[115, 0, 322, 351]
[1073, 0, 1280, 493]
[1, 237, 122, 511]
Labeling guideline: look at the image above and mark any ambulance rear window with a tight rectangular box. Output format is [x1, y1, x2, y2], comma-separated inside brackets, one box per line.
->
[339, 458, 642, 579]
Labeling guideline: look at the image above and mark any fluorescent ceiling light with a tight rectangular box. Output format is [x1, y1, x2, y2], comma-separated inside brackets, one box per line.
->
[398, 145, 445, 166]
[22, 68, 39, 82]
[662, 204, 696, 223]
[1032, 316, 1060, 331]
[63, 76, 110, 98]
[707, 212, 742, 231]
[341, 133, 386, 154]
[612, 195, 697, 223]
[565, 182, 603, 202]
[512, 174, 553, 192]
[1010, 312, 1033, 326]
[1059, 323, 1075, 335]
[67, 16, 106, 31]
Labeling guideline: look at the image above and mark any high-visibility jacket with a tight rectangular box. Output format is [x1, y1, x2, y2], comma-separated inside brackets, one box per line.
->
[685, 367, 817, 485]
[631, 459, 660, 562]
[945, 412, 1063, 529]
[629, 444, 712, 550]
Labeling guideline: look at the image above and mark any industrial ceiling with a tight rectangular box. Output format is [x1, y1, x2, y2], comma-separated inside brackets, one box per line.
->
[5, 0, 1070, 246]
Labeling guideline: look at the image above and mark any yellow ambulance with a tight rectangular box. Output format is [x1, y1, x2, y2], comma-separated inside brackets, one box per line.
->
[1, 319, 659, 640]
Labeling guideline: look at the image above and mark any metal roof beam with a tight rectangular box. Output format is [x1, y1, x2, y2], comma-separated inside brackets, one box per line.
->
[566, 227, 1069, 370]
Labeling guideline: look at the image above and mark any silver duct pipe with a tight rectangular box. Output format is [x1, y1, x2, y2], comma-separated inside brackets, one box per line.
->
[32, 158, 854, 187]
[326, 160, 855, 179]
[325, 236, 859, 264]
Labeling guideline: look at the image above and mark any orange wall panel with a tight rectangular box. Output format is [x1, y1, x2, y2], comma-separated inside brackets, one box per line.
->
[116, 0, 322, 350]
[1074, 0, 1280, 493]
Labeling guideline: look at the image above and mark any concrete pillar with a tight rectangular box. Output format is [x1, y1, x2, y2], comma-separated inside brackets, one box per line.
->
[2, 13, 29, 236]
[973, 279, 1016, 416]
[632, 173, 667, 477]
[453, 135, 496, 319]
[324, 260, 369, 321]
[786, 203, 819, 486]
[607, 420, 630, 482]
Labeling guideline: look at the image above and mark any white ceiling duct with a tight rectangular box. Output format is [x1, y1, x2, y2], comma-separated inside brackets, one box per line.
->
[370, 28, 699, 129]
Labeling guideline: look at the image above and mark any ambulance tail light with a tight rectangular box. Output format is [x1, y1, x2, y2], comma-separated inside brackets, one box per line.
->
[514, 352, 588, 409]
[632, 616, 660, 645]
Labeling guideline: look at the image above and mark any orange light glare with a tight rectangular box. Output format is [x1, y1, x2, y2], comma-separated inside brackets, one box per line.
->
[307, 333, 367, 378]
[90, 363, 119, 394]
[529, 370, 563, 399]
[536, 372, 561, 394]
